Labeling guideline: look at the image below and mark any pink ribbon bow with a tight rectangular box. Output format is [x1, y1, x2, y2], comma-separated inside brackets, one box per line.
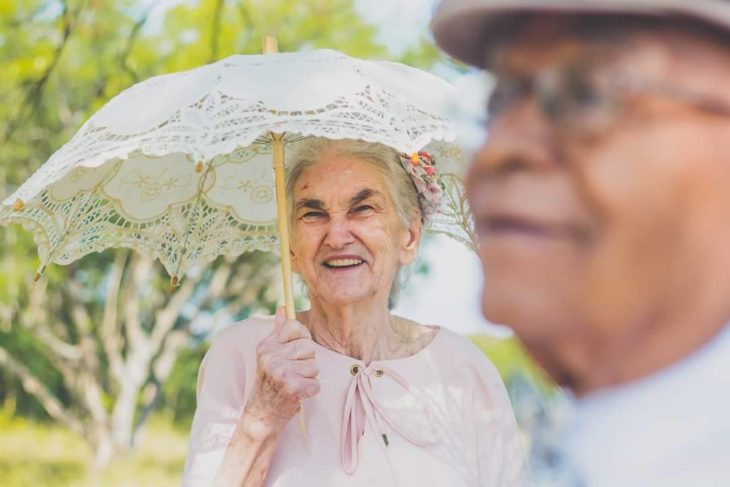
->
[341, 364, 440, 474]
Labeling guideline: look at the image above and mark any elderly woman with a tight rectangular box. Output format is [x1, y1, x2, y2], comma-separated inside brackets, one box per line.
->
[182, 137, 526, 486]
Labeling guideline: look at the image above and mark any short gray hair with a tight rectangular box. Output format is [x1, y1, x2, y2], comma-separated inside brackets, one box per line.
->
[286, 137, 423, 308]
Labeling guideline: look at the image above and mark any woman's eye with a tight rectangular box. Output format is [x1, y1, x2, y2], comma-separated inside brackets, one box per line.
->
[352, 205, 374, 214]
[301, 211, 326, 220]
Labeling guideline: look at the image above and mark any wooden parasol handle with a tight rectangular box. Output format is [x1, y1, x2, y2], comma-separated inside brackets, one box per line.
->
[263, 35, 295, 321]
[271, 133, 296, 320]
[264, 35, 306, 439]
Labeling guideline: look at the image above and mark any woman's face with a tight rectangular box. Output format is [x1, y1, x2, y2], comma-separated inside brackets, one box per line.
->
[290, 153, 421, 307]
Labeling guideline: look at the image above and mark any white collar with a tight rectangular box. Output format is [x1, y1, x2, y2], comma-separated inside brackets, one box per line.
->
[563, 324, 730, 485]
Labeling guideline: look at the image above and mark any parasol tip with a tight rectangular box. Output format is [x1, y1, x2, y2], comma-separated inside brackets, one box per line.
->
[170, 275, 179, 291]
[13, 199, 24, 211]
[33, 265, 46, 282]
[263, 35, 279, 54]
[195, 161, 204, 173]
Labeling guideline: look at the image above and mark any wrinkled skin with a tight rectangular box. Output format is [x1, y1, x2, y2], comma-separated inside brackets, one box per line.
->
[245, 307, 320, 433]
[468, 17, 730, 394]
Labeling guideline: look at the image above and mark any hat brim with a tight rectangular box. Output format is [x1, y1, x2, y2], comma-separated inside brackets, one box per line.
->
[431, 0, 730, 67]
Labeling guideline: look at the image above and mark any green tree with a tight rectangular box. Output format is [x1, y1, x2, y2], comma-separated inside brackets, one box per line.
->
[0, 0, 440, 468]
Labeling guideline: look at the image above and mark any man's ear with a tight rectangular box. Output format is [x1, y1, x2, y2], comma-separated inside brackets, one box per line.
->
[399, 218, 422, 266]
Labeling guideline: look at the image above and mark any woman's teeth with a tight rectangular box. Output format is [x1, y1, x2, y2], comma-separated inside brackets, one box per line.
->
[325, 258, 363, 268]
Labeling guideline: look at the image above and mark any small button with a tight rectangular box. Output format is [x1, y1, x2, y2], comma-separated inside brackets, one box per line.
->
[374, 369, 384, 378]
[350, 364, 360, 376]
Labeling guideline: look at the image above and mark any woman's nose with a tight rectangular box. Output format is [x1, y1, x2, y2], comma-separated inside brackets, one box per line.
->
[324, 216, 355, 249]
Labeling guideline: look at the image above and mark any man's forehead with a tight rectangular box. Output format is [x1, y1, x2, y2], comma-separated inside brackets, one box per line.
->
[491, 34, 591, 73]
[487, 15, 697, 72]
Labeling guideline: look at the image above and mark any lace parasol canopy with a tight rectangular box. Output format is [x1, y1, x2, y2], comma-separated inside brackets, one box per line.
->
[0, 49, 473, 281]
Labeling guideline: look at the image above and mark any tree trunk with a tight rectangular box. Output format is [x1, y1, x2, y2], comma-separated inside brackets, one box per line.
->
[91, 424, 115, 471]
[110, 348, 151, 452]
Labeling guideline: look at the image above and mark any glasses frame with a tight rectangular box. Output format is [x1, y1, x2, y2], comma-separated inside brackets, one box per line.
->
[486, 62, 730, 138]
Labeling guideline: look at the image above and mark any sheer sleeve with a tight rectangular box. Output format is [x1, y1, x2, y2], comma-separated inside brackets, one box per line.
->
[182, 325, 251, 487]
[430, 331, 529, 485]
[470, 351, 530, 486]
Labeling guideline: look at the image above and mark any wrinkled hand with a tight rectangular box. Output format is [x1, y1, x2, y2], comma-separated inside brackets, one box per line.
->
[246, 307, 320, 434]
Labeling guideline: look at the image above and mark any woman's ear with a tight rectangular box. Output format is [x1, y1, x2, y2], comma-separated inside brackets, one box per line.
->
[290, 247, 300, 274]
[399, 218, 422, 266]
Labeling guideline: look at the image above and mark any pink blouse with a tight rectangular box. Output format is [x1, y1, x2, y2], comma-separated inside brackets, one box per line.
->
[183, 317, 527, 486]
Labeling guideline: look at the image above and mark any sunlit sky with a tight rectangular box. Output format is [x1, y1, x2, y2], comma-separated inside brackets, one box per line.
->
[393, 235, 511, 336]
[354, 0, 436, 55]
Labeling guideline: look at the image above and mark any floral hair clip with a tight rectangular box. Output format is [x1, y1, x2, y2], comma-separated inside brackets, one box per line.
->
[400, 151, 442, 221]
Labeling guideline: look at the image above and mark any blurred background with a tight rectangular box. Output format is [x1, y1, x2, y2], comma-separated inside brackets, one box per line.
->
[0, 1, 554, 485]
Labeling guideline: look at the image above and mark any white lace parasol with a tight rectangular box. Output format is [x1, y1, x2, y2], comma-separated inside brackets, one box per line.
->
[0, 48, 473, 285]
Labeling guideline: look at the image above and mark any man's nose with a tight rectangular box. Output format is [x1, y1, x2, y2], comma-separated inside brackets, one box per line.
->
[324, 215, 355, 249]
[472, 101, 558, 176]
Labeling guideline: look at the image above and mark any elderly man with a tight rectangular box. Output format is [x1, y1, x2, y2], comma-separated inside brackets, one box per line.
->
[432, 1, 730, 486]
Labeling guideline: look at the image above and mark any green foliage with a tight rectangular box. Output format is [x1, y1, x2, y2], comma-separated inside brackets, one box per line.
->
[162, 340, 208, 426]
[469, 334, 556, 394]
[0, 326, 64, 420]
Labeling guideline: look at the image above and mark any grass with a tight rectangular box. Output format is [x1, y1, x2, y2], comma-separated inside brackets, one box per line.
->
[0, 414, 188, 487]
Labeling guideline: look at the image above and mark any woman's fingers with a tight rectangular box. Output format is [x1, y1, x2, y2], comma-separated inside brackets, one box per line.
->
[295, 378, 320, 400]
[279, 374, 319, 400]
[294, 358, 320, 379]
[250, 311, 320, 421]
[272, 306, 311, 343]
[274, 306, 286, 333]
[276, 318, 312, 343]
[264, 354, 318, 382]
[282, 338, 316, 360]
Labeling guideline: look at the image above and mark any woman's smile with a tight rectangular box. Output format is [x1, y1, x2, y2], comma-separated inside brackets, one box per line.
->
[322, 255, 367, 270]
[290, 154, 413, 306]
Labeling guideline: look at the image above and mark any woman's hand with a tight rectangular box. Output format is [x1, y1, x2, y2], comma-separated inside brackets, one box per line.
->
[246, 307, 320, 435]
[214, 309, 319, 486]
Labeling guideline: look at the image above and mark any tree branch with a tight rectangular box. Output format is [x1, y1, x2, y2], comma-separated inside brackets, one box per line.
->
[17, 278, 83, 361]
[149, 273, 195, 352]
[209, 0, 225, 62]
[30, 326, 83, 361]
[237, 1, 255, 48]
[0, 2, 51, 29]
[133, 328, 189, 436]
[0, 347, 84, 436]
[102, 250, 127, 383]
[77, 363, 109, 427]
[3, 0, 75, 141]
[122, 255, 149, 349]
[71, 304, 108, 426]
[200, 264, 232, 308]
[119, 1, 160, 83]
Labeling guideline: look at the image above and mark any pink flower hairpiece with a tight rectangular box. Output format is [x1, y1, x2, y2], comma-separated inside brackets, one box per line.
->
[400, 151, 443, 221]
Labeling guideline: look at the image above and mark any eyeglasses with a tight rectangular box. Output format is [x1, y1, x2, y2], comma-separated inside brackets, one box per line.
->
[486, 63, 730, 139]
